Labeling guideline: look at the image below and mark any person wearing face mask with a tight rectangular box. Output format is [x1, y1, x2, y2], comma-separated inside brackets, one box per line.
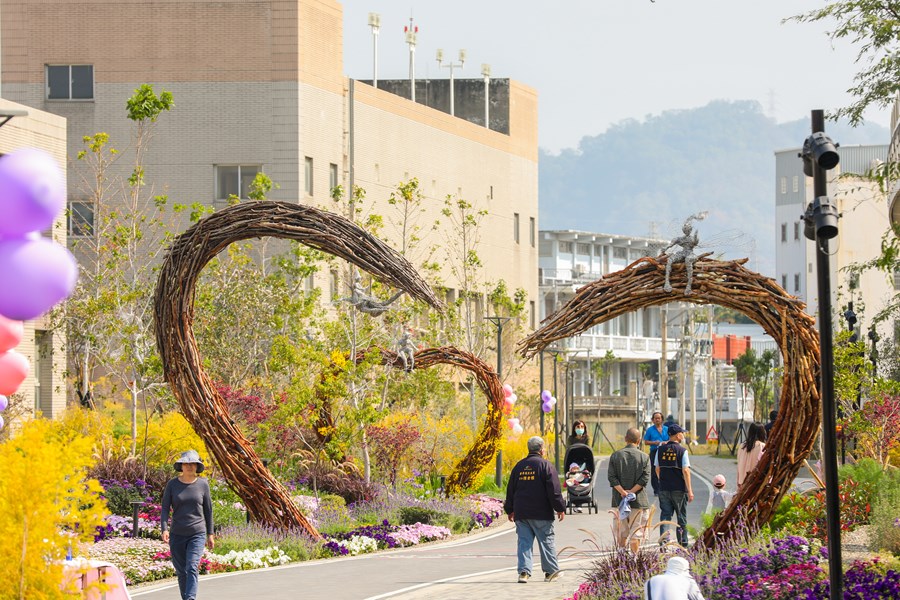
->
[567, 420, 589, 447]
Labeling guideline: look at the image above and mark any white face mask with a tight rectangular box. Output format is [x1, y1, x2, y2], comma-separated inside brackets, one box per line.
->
[575, 428, 585, 435]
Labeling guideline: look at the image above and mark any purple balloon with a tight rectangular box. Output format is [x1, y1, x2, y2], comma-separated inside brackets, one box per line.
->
[542, 400, 553, 413]
[541, 390, 552, 402]
[0, 394, 7, 411]
[0, 236, 78, 320]
[0, 148, 66, 237]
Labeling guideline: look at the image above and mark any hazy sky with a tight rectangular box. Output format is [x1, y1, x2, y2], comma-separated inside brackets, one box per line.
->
[341, 1, 888, 153]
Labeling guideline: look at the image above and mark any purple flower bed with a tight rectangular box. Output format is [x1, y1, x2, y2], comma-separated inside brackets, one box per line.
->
[569, 534, 900, 600]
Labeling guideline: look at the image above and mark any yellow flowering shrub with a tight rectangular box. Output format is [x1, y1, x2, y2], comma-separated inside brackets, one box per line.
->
[0, 418, 108, 598]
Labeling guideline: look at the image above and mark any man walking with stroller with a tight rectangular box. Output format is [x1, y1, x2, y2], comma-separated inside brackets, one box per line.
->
[505, 436, 566, 584]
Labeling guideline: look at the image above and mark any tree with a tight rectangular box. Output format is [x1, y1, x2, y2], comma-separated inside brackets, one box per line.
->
[847, 394, 900, 468]
[0, 419, 107, 598]
[66, 84, 181, 458]
[733, 348, 778, 421]
[787, 1, 900, 125]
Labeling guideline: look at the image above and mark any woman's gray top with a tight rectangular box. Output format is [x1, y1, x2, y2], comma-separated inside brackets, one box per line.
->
[160, 477, 214, 537]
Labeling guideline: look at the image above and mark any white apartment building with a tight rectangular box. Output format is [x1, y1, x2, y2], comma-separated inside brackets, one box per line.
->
[538, 229, 755, 442]
[775, 144, 893, 343]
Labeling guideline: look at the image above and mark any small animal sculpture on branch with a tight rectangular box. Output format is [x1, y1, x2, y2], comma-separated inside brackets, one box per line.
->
[662, 211, 708, 295]
[343, 274, 404, 316]
[395, 329, 416, 372]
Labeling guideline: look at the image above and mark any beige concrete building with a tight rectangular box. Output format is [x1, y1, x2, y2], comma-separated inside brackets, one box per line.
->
[0, 99, 68, 421]
[1, 0, 539, 333]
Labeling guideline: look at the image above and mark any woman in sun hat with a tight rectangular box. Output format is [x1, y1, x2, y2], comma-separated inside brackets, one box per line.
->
[161, 450, 214, 600]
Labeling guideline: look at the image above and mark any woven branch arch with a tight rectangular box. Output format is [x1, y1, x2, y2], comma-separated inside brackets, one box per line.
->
[153, 202, 443, 537]
[519, 255, 821, 547]
[314, 346, 504, 495]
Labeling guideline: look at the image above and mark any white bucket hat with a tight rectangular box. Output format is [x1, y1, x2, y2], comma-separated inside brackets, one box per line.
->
[174, 449, 205, 473]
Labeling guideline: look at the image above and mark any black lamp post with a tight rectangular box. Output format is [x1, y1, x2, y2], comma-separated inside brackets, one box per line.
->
[539, 350, 546, 435]
[547, 346, 564, 471]
[800, 109, 842, 600]
[868, 326, 879, 379]
[486, 316, 511, 488]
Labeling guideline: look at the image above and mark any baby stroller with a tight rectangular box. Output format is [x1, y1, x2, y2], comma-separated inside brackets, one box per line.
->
[563, 443, 598, 514]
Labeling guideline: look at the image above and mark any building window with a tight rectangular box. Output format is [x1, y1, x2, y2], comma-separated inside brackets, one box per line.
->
[780, 176, 787, 194]
[613, 246, 627, 259]
[529, 217, 535, 247]
[794, 273, 801, 293]
[781, 274, 787, 289]
[894, 270, 900, 291]
[539, 240, 552, 256]
[304, 157, 314, 196]
[530, 300, 536, 330]
[576, 243, 591, 255]
[68, 200, 94, 237]
[781, 223, 787, 242]
[514, 213, 520, 244]
[330, 269, 339, 301]
[792, 176, 799, 193]
[46, 65, 93, 100]
[559, 241, 573, 253]
[794, 222, 800, 241]
[215, 165, 260, 202]
[329, 163, 338, 192]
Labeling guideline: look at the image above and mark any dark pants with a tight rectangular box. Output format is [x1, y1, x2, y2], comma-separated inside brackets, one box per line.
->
[658, 490, 688, 546]
[170, 532, 206, 600]
[648, 448, 659, 495]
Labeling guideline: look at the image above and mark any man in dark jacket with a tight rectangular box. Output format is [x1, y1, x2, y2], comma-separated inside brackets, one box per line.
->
[504, 436, 566, 584]
[655, 424, 693, 546]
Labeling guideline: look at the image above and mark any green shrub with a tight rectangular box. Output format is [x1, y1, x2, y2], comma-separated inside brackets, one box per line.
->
[398, 506, 446, 525]
[870, 485, 900, 556]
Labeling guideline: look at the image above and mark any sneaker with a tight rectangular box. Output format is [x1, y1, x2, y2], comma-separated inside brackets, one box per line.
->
[545, 571, 563, 582]
[573, 507, 583, 513]
[518, 572, 530, 583]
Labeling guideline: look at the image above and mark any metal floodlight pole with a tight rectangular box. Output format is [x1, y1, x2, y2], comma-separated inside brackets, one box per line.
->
[486, 316, 511, 488]
[436, 48, 465, 116]
[404, 18, 418, 102]
[481, 63, 491, 128]
[804, 109, 842, 600]
[368, 13, 380, 88]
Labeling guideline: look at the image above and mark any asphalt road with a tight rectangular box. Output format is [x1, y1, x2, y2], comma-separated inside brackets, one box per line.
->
[132, 457, 712, 600]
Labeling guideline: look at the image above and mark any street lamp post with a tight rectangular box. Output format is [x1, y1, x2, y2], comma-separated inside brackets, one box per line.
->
[539, 350, 545, 435]
[436, 48, 466, 116]
[547, 347, 564, 471]
[800, 109, 842, 600]
[486, 316, 511, 488]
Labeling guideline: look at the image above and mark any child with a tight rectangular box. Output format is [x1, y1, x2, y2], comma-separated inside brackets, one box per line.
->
[711, 474, 733, 511]
[565, 462, 591, 487]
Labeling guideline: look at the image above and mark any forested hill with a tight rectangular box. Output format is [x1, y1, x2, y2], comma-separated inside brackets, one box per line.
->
[538, 100, 888, 276]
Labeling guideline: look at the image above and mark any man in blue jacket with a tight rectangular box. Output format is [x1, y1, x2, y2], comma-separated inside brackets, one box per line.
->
[504, 436, 566, 584]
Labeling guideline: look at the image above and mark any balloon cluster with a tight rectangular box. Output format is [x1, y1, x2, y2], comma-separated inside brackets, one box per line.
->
[502, 384, 524, 435]
[0, 148, 79, 429]
[540, 389, 557, 414]
[0, 316, 27, 430]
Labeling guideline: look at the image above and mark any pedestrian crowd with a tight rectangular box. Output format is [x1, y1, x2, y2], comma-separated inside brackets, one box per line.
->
[505, 411, 770, 596]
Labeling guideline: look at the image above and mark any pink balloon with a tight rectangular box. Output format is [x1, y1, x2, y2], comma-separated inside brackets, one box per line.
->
[0, 350, 29, 396]
[507, 393, 517, 405]
[0, 394, 7, 411]
[507, 417, 519, 429]
[0, 236, 78, 320]
[0, 415, 4, 430]
[502, 384, 513, 397]
[0, 148, 66, 236]
[512, 423, 524, 435]
[0, 315, 24, 352]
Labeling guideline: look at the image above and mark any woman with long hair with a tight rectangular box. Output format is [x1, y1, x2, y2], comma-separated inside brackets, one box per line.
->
[567, 420, 589, 447]
[736, 422, 767, 489]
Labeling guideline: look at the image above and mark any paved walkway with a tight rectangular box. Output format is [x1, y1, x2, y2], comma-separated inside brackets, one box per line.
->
[132, 456, 713, 600]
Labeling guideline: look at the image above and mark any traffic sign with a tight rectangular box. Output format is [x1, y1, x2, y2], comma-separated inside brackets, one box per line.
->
[706, 425, 719, 442]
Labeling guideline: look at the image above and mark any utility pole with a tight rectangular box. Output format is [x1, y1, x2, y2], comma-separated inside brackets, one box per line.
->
[660, 305, 669, 417]
[486, 316, 511, 488]
[689, 308, 697, 441]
